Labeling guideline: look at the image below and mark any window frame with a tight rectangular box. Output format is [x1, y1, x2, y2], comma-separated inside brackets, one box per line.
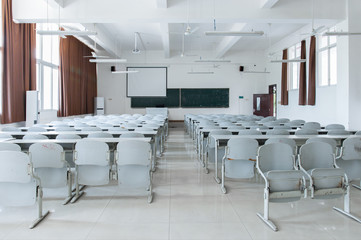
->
[288, 42, 301, 90]
[318, 29, 337, 86]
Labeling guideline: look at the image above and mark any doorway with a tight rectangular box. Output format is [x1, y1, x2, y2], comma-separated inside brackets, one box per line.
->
[253, 84, 277, 117]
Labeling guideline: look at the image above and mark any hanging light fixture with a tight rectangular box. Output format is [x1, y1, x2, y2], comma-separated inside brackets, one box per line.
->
[132, 32, 141, 54]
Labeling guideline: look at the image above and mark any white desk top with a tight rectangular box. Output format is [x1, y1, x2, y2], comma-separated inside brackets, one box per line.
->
[1, 131, 157, 137]
[8, 137, 152, 144]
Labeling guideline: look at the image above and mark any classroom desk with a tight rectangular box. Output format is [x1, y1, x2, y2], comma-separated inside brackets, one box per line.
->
[209, 134, 353, 184]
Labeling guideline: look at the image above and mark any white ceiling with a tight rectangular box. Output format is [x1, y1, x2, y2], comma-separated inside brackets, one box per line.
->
[13, 0, 347, 59]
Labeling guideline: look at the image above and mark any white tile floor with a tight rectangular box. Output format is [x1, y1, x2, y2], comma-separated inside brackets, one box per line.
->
[1, 128, 361, 240]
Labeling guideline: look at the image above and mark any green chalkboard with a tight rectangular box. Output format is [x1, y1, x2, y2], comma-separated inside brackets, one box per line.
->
[181, 88, 229, 108]
[131, 89, 180, 108]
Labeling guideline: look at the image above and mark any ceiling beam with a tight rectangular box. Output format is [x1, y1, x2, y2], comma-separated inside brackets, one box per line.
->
[260, 0, 280, 9]
[214, 23, 246, 59]
[159, 23, 170, 58]
[156, 0, 167, 9]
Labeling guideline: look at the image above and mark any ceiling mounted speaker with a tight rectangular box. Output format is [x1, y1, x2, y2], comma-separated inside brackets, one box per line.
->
[111, 66, 116, 72]
[239, 66, 244, 72]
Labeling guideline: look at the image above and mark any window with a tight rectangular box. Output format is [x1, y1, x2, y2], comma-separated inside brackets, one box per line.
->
[288, 42, 301, 90]
[0, 4, 2, 115]
[318, 28, 337, 86]
[36, 23, 60, 110]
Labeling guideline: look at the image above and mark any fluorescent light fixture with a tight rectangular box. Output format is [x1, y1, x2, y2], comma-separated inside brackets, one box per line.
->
[194, 59, 231, 63]
[112, 71, 139, 74]
[187, 71, 214, 74]
[205, 31, 264, 36]
[89, 59, 127, 63]
[36, 30, 97, 36]
[323, 31, 361, 36]
[270, 59, 306, 63]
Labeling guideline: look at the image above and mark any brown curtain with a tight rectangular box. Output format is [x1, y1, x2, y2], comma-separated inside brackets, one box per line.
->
[58, 36, 97, 117]
[281, 49, 288, 105]
[1, 0, 36, 124]
[299, 40, 307, 105]
[308, 36, 316, 105]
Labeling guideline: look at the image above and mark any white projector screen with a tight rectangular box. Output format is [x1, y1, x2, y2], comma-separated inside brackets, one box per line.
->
[127, 67, 167, 97]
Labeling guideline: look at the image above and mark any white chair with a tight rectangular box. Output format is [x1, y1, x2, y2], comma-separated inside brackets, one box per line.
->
[256, 143, 304, 231]
[0, 151, 49, 228]
[29, 143, 74, 205]
[23, 134, 49, 140]
[237, 129, 262, 135]
[273, 125, 292, 130]
[2, 126, 21, 132]
[295, 129, 318, 135]
[355, 131, 361, 135]
[325, 124, 345, 130]
[0, 133, 13, 139]
[275, 118, 290, 123]
[337, 137, 361, 190]
[87, 132, 113, 138]
[265, 138, 297, 155]
[327, 129, 350, 135]
[28, 127, 46, 132]
[266, 129, 289, 135]
[303, 122, 321, 130]
[306, 137, 338, 154]
[0, 142, 21, 151]
[119, 132, 145, 138]
[108, 127, 127, 132]
[299, 142, 361, 224]
[72, 140, 111, 203]
[221, 138, 258, 194]
[115, 140, 153, 203]
[34, 124, 48, 128]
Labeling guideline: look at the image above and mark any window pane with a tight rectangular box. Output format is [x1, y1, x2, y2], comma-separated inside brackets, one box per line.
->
[319, 50, 329, 86]
[289, 46, 295, 59]
[292, 63, 298, 89]
[320, 36, 328, 49]
[52, 69, 59, 110]
[330, 47, 337, 85]
[329, 36, 337, 45]
[296, 43, 301, 57]
[42, 35, 52, 63]
[43, 66, 52, 110]
[52, 36, 59, 65]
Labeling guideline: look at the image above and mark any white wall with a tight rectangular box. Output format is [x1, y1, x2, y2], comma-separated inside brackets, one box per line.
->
[266, 20, 351, 127]
[97, 50, 268, 120]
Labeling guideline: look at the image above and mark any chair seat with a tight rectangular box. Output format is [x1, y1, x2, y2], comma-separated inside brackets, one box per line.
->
[266, 170, 303, 192]
[77, 165, 110, 186]
[309, 168, 345, 190]
[0, 181, 37, 206]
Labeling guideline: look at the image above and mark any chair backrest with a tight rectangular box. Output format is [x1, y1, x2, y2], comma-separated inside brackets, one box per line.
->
[134, 127, 154, 131]
[1, 126, 21, 132]
[226, 138, 258, 160]
[87, 132, 113, 138]
[306, 137, 337, 154]
[341, 137, 361, 160]
[119, 132, 145, 138]
[325, 124, 345, 130]
[226, 126, 245, 130]
[116, 140, 151, 166]
[303, 122, 321, 129]
[28, 127, 46, 132]
[289, 119, 305, 125]
[299, 142, 334, 171]
[80, 127, 102, 132]
[29, 143, 65, 168]
[257, 143, 294, 173]
[266, 129, 289, 135]
[74, 123, 89, 128]
[97, 123, 113, 128]
[0, 133, 13, 138]
[265, 138, 297, 154]
[275, 118, 290, 123]
[208, 130, 232, 148]
[56, 133, 81, 139]
[263, 121, 281, 127]
[355, 131, 361, 135]
[0, 142, 21, 151]
[23, 134, 49, 140]
[273, 125, 292, 129]
[55, 127, 75, 132]
[237, 129, 262, 135]
[327, 129, 350, 136]
[34, 124, 48, 128]
[0, 151, 33, 184]
[75, 140, 109, 166]
[241, 122, 258, 127]
[295, 129, 318, 135]
[249, 125, 269, 130]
